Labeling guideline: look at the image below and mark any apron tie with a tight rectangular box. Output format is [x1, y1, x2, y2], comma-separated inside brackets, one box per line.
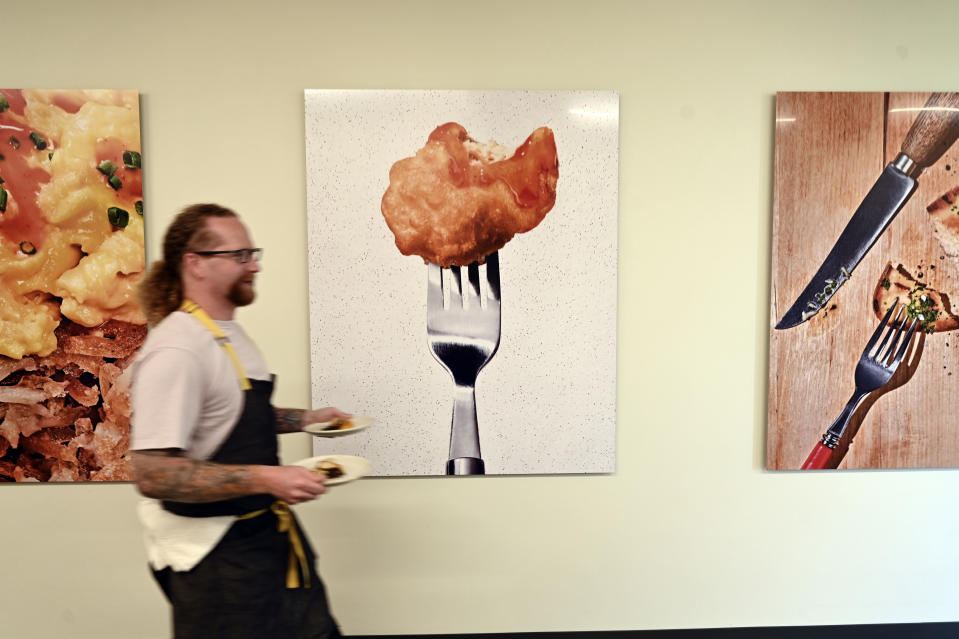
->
[236, 501, 311, 589]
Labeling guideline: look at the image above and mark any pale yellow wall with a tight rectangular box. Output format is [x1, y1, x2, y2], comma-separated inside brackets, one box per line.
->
[3, 1, 959, 637]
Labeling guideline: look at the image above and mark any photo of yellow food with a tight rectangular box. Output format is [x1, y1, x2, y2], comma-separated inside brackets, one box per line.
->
[0, 89, 145, 482]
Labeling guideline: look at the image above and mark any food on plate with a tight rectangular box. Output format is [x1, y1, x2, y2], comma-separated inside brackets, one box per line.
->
[312, 460, 345, 479]
[926, 186, 959, 261]
[321, 417, 353, 431]
[0, 89, 146, 482]
[381, 122, 558, 267]
[872, 262, 959, 333]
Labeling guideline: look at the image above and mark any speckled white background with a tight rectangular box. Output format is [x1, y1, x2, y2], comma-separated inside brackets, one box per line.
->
[304, 90, 617, 476]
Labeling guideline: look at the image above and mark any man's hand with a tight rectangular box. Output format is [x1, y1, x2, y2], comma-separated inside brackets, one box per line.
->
[302, 407, 352, 427]
[255, 465, 328, 504]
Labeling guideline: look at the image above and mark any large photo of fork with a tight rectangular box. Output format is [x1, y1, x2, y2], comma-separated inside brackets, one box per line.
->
[304, 90, 618, 476]
[767, 92, 959, 470]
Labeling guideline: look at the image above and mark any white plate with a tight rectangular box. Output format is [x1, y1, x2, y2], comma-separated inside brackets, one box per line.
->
[291, 454, 372, 486]
[303, 416, 375, 437]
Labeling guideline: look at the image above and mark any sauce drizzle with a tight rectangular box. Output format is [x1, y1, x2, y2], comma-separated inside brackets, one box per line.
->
[428, 122, 558, 209]
[0, 89, 50, 250]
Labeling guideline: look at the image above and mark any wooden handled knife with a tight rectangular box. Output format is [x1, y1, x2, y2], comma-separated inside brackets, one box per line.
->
[775, 92, 959, 329]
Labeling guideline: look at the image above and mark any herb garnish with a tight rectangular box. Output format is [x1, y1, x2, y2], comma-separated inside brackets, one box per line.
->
[0, 187, 6, 212]
[107, 175, 122, 190]
[135, 200, 143, 216]
[122, 150, 141, 169]
[906, 287, 940, 333]
[8, 136, 19, 150]
[0, 96, 8, 112]
[97, 161, 117, 176]
[19, 241, 35, 255]
[881, 278, 891, 290]
[29, 132, 46, 150]
[107, 207, 129, 228]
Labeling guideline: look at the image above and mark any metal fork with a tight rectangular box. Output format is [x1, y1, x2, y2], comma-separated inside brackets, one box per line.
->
[801, 300, 919, 470]
[427, 252, 501, 475]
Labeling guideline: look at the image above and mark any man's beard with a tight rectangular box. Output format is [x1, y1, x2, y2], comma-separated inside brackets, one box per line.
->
[228, 277, 255, 307]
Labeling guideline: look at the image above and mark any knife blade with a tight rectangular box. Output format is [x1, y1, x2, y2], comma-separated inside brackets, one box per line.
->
[775, 92, 959, 330]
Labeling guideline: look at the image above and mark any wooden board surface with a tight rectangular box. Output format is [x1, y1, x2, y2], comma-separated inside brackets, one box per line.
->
[767, 92, 959, 470]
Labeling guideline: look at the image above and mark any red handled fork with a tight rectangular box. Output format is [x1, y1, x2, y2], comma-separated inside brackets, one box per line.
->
[801, 300, 919, 470]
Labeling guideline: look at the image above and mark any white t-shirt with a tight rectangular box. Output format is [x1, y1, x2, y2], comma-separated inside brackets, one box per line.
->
[129, 310, 272, 571]
[130, 310, 270, 460]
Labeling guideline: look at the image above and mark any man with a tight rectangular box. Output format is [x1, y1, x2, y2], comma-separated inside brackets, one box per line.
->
[130, 203, 346, 638]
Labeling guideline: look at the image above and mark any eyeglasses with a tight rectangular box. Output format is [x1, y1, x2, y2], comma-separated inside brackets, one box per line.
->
[192, 248, 263, 264]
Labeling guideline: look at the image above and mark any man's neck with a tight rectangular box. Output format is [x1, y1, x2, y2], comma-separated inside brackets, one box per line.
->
[182, 291, 235, 321]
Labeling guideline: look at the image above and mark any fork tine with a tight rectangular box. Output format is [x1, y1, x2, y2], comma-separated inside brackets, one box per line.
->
[428, 262, 443, 309]
[878, 306, 908, 363]
[888, 316, 920, 369]
[871, 301, 905, 359]
[465, 262, 481, 308]
[448, 266, 463, 309]
[864, 298, 900, 353]
[485, 252, 500, 302]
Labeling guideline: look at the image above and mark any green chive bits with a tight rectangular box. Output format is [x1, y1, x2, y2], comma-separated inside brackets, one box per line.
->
[107, 207, 129, 228]
[29, 132, 47, 151]
[122, 150, 141, 169]
[0, 187, 6, 213]
[135, 200, 143, 216]
[97, 160, 117, 176]
[0, 96, 9, 112]
[108, 175, 122, 190]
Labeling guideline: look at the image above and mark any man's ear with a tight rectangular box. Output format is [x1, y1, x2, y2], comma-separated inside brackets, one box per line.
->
[181, 252, 205, 281]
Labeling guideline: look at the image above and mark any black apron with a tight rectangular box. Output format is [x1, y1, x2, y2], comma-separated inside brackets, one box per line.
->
[152, 378, 341, 639]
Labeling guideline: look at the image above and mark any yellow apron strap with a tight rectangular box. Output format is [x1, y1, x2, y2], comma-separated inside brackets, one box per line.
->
[237, 502, 311, 589]
[236, 507, 269, 521]
[179, 300, 251, 390]
[271, 502, 311, 589]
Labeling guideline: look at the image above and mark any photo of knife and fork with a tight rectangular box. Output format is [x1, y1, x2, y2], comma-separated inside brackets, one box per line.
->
[768, 92, 959, 470]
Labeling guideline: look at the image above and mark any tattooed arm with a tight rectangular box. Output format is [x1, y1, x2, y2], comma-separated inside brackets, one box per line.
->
[274, 407, 352, 434]
[131, 449, 327, 504]
[274, 408, 307, 434]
